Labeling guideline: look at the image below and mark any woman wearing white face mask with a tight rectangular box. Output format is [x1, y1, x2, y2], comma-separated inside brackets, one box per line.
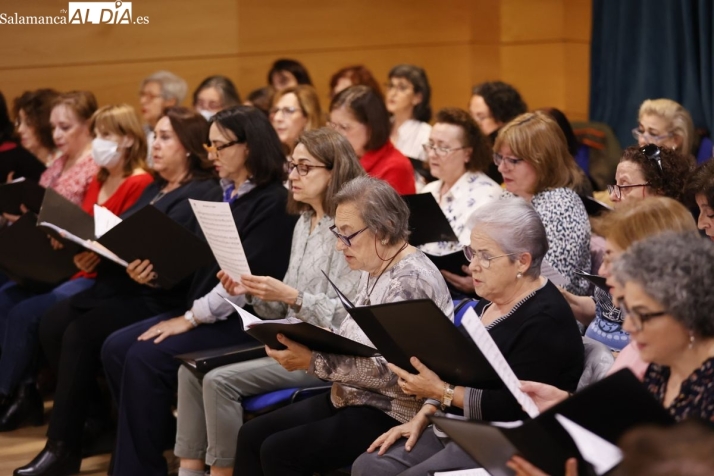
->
[192, 76, 241, 121]
[0, 104, 152, 433]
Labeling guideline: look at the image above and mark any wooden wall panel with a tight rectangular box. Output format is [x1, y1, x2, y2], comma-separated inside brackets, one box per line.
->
[563, 42, 590, 121]
[500, 43, 565, 111]
[500, 0, 563, 43]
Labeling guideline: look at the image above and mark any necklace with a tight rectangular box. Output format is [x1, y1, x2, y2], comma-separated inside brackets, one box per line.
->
[364, 241, 409, 305]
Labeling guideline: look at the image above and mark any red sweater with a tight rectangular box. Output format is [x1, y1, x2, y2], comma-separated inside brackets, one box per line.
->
[81, 172, 154, 216]
[360, 142, 416, 195]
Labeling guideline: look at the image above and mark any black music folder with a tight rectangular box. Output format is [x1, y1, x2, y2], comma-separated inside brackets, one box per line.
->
[36, 188, 95, 244]
[0, 178, 45, 215]
[97, 205, 215, 289]
[576, 271, 609, 293]
[401, 193, 458, 246]
[176, 340, 267, 374]
[0, 213, 78, 286]
[580, 195, 612, 217]
[424, 250, 469, 275]
[245, 317, 379, 358]
[430, 369, 674, 476]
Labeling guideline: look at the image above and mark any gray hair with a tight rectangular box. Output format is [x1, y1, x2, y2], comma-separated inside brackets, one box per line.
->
[141, 70, 188, 103]
[467, 197, 548, 278]
[612, 232, 714, 337]
[334, 176, 410, 246]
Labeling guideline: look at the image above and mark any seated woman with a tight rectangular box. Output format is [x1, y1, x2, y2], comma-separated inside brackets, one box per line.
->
[329, 85, 416, 194]
[562, 197, 697, 352]
[386, 64, 432, 164]
[634, 98, 697, 159]
[448, 111, 591, 295]
[192, 75, 241, 121]
[688, 159, 714, 241]
[352, 197, 584, 476]
[419, 108, 501, 281]
[0, 91, 45, 183]
[233, 175, 453, 475]
[15, 107, 220, 476]
[12, 88, 61, 167]
[243, 87, 274, 116]
[329, 65, 383, 101]
[152, 127, 368, 476]
[269, 85, 323, 154]
[100, 106, 299, 476]
[0, 104, 152, 432]
[267, 58, 313, 92]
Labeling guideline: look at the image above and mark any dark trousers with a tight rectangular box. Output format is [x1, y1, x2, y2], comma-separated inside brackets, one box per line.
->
[101, 315, 250, 476]
[234, 393, 400, 476]
[38, 295, 177, 446]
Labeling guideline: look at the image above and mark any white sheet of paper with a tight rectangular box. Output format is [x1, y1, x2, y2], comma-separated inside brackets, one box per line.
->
[221, 297, 262, 330]
[434, 469, 491, 476]
[10, 177, 25, 184]
[461, 308, 540, 418]
[555, 414, 622, 475]
[189, 199, 251, 280]
[540, 260, 570, 288]
[38, 222, 128, 267]
[93, 205, 122, 238]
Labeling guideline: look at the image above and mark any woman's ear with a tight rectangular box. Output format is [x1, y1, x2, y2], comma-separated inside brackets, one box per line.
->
[122, 135, 135, 149]
[518, 253, 533, 274]
[671, 134, 683, 149]
[412, 92, 423, 107]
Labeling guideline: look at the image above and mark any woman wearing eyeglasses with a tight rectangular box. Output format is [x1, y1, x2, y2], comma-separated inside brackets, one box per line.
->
[607, 144, 693, 206]
[633, 99, 695, 157]
[269, 85, 323, 155]
[419, 108, 501, 292]
[385, 65, 432, 163]
[97, 106, 298, 476]
[494, 111, 591, 296]
[352, 197, 584, 476]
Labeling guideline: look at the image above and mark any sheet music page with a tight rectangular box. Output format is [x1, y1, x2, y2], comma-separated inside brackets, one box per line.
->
[222, 297, 262, 330]
[434, 469, 491, 476]
[461, 308, 540, 418]
[93, 205, 123, 238]
[189, 199, 251, 280]
[9, 177, 25, 184]
[555, 414, 622, 475]
[540, 260, 570, 288]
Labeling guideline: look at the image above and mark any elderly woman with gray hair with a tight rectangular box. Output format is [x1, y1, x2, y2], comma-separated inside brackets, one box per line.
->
[232, 176, 453, 476]
[352, 197, 584, 476]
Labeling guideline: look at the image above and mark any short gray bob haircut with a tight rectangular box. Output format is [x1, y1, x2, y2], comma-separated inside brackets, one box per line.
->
[141, 70, 188, 103]
[467, 197, 548, 278]
[612, 231, 714, 337]
[334, 176, 410, 246]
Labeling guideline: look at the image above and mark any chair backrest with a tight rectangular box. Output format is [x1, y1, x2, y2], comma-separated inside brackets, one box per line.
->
[696, 136, 713, 164]
[572, 121, 623, 191]
[453, 298, 479, 327]
[577, 336, 616, 391]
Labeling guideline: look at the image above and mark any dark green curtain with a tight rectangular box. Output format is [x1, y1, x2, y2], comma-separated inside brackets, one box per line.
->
[589, 0, 714, 148]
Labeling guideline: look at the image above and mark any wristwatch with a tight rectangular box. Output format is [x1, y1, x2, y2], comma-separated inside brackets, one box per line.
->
[441, 383, 455, 410]
[184, 309, 198, 328]
[292, 291, 304, 311]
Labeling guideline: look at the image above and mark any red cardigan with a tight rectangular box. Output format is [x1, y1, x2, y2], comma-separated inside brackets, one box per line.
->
[81, 172, 154, 216]
[360, 142, 416, 195]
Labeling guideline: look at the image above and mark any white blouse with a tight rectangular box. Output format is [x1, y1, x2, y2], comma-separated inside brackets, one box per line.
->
[393, 119, 432, 161]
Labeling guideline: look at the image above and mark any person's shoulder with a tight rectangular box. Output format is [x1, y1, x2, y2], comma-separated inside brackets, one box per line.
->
[516, 280, 574, 324]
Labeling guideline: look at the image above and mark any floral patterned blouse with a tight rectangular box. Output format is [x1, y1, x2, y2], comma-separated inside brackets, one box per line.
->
[308, 250, 454, 424]
[39, 151, 98, 205]
[644, 357, 714, 422]
[419, 171, 502, 256]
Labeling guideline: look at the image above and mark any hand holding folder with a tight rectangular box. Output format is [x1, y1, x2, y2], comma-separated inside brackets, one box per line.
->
[0, 177, 45, 215]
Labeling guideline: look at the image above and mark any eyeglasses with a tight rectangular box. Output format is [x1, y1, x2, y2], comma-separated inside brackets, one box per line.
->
[139, 91, 162, 101]
[631, 128, 673, 144]
[606, 183, 650, 200]
[327, 121, 353, 134]
[384, 82, 413, 94]
[472, 113, 492, 123]
[463, 246, 517, 269]
[270, 106, 302, 117]
[640, 144, 664, 174]
[422, 143, 466, 158]
[620, 301, 667, 332]
[288, 162, 329, 176]
[203, 140, 242, 155]
[493, 152, 524, 168]
[329, 225, 368, 247]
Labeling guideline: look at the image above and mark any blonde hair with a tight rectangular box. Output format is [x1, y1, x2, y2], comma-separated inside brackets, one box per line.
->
[601, 196, 697, 250]
[639, 99, 695, 155]
[272, 85, 324, 132]
[493, 111, 581, 194]
[90, 104, 149, 181]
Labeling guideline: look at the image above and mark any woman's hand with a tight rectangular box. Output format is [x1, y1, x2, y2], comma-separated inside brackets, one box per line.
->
[3, 203, 29, 224]
[265, 333, 312, 371]
[137, 316, 194, 343]
[73, 251, 101, 272]
[217, 270, 247, 296]
[49, 236, 65, 250]
[389, 357, 444, 400]
[367, 406, 435, 455]
[127, 259, 157, 286]
[240, 274, 299, 304]
[519, 381, 570, 412]
[441, 265, 475, 294]
[507, 456, 577, 476]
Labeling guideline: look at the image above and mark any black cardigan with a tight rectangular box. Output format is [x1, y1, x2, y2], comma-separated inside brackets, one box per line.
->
[463, 280, 584, 422]
[186, 180, 298, 305]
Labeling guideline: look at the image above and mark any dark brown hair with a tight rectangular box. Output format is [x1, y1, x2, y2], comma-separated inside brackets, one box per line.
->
[13, 89, 60, 150]
[686, 159, 714, 208]
[329, 65, 384, 101]
[161, 106, 215, 184]
[287, 127, 365, 216]
[471, 81, 527, 125]
[619, 145, 694, 202]
[434, 108, 491, 173]
[330, 85, 390, 152]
